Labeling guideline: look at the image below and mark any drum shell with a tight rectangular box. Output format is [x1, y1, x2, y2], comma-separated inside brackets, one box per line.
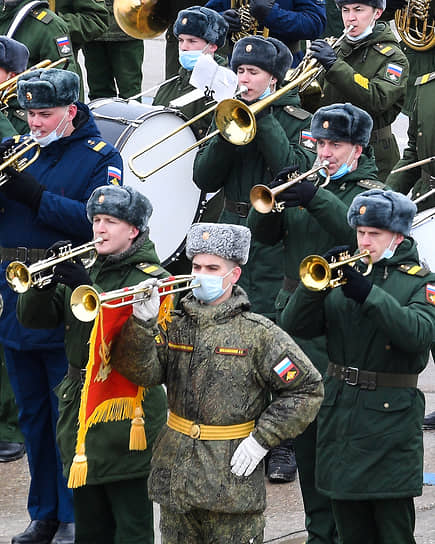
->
[411, 207, 435, 271]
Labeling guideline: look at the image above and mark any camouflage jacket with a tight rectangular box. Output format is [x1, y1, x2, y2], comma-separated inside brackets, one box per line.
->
[111, 286, 323, 513]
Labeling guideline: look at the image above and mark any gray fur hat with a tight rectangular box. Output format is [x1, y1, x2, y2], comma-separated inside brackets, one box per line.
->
[173, 6, 228, 48]
[17, 68, 79, 109]
[347, 189, 416, 235]
[231, 36, 292, 85]
[86, 185, 153, 233]
[186, 223, 251, 264]
[336, 0, 385, 9]
[0, 37, 29, 73]
[311, 102, 373, 146]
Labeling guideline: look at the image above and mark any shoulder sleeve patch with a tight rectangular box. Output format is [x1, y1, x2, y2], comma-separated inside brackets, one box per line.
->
[415, 72, 435, 86]
[426, 284, 435, 304]
[384, 63, 403, 84]
[398, 264, 431, 277]
[372, 43, 394, 56]
[55, 35, 73, 57]
[107, 165, 122, 185]
[273, 356, 300, 383]
[300, 130, 317, 151]
[283, 105, 311, 120]
[30, 8, 53, 24]
[357, 179, 386, 190]
[136, 263, 166, 277]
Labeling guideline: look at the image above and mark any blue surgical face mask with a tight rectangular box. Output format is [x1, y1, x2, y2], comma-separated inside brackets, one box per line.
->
[31, 107, 69, 147]
[192, 268, 234, 303]
[346, 13, 377, 42]
[380, 234, 397, 260]
[178, 49, 203, 71]
[257, 76, 274, 100]
[320, 146, 356, 180]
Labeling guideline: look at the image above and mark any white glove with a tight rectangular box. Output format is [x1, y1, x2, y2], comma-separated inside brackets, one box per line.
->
[230, 433, 268, 477]
[132, 278, 160, 322]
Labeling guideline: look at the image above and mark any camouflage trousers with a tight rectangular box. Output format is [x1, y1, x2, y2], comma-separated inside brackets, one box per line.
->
[160, 505, 265, 543]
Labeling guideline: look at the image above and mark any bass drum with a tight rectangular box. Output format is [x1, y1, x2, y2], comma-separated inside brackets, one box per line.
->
[411, 207, 435, 271]
[89, 98, 204, 266]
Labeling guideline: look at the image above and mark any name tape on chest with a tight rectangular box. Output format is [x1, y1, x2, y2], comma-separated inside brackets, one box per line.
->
[168, 341, 193, 352]
[214, 347, 248, 356]
[273, 356, 300, 383]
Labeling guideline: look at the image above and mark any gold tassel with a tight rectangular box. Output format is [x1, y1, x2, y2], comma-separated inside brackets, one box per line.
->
[129, 406, 147, 450]
[67, 444, 88, 488]
[158, 293, 174, 331]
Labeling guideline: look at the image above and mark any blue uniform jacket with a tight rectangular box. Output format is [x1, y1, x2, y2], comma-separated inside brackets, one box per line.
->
[205, 0, 326, 65]
[0, 102, 123, 350]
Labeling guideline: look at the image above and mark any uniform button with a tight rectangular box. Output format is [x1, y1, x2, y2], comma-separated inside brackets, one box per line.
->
[385, 344, 391, 350]
[65, 325, 70, 331]
[418, 132, 423, 137]
[384, 402, 389, 409]
[63, 393, 67, 398]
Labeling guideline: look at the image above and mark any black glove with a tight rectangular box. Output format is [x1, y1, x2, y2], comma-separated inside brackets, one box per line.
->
[322, 245, 350, 261]
[45, 240, 72, 259]
[310, 39, 338, 71]
[52, 260, 92, 290]
[0, 167, 45, 211]
[274, 180, 317, 208]
[222, 9, 242, 33]
[341, 264, 372, 304]
[250, 0, 275, 22]
[269, 165, 300, 189]
[0, 138, 16, 158]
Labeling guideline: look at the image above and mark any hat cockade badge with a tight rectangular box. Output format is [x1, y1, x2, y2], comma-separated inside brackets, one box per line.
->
[359, 205, 366, 215]
[202, 231, 210, 240]
[98, 194, 105, 204]
[322, 120, 329, 129]
[246, 44, 252, 52]
[26, 91, 32, 101]
[181, 17, 188, 24]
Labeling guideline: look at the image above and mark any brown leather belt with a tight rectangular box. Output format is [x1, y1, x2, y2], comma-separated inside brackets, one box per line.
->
[67, 364, 87, 385]
[0, 247, 46, 264]
[327, 362, 418, 390]
[224, 199, 251, 218]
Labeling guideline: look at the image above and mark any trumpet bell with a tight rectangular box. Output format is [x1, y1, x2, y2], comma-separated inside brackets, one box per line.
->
[215, 98, 256, 145]
[249, 185, 274, 214]
[299, 255, 331, 291]
[70, 285, 100, 322]
[5, 262, 31, 294]
[113, 0, 171, 39]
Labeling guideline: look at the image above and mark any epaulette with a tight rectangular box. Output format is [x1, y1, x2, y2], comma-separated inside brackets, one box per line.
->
[86, 139, 110, 155]
[136, 262, 166, 277]
[397, 264, 431, 277]
[30, 7, 53, 24]
[372, 44, 394, 57]
[283, 105, 311, 121]
[12, 109, 27, 122]
[357, 179, 385, 190]
[415, 72, 435, 86]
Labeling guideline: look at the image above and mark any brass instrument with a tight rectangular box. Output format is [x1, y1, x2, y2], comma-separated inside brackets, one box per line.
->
[390, 156, 435, 206]
[0, 57, 68, 109]
[113, 0, 172, 39]
[70, 275, 200, 322]
[250, 161, 330, 214]
[230, 0, 269, 43]
[6, 238, 103, 293]
[395, 0, 435, 51]
[130, 64, 320, 180]
[0, 137, 40, 186]
[300, 249, 372, 291]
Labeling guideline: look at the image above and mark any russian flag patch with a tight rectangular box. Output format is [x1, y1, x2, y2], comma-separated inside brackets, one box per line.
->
[273, 356, 300, 383]
[385, 63, 403, 82]
[301, 130, 316, 150]
[426, 284, 435, 305]
[108, 166, 122, 185]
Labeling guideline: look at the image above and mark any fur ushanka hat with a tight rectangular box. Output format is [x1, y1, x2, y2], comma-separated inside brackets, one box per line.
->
[173, 6, 228, 48]
[186, 223, 251, 264]
[17, 68, 79, 109]
[0, 37, 29, 73]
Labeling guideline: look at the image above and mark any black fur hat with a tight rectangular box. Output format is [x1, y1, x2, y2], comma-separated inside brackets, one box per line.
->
[347, 189, 416, 235]
[0, 37, 29, 73]
[17, 68, 79, 109]
[336, 0, 385, 8]
[311, 102, 373, 146]
[231, 36, 292, 85]
[173, 6, 228, 48]
[87, 185, 153, 233]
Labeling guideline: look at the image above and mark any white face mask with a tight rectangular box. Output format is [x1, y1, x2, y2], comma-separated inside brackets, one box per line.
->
[380, 234, 397, 260]
[31, 107, 69, 147]
[347, 12, 377, 42]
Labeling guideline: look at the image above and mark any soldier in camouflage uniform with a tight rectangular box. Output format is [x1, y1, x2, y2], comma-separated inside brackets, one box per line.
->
[309, 0, 409, 181]
[282, 189, 435, 544]
[109, 222, 324, 544]
[248, 102, 385, 544]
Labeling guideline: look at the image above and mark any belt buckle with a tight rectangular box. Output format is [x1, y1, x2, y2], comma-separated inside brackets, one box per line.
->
[344, 366, 359, 386]
[190, 423, 201, 439]
[16, 247, 28, 262]
[235, 202, 249, 218]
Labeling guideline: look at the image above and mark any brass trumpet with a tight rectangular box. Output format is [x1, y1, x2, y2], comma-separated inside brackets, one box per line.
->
[70, 275, 200, 322]
[300, 250, 372, 291]
[0, 137, 40, 186]
[6, 238, 103, 293]
[113, 0, 172, 39]
[250, 161, 330, 214]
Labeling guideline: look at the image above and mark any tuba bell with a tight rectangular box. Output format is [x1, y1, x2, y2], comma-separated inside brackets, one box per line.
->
[395, 0, 435, 51]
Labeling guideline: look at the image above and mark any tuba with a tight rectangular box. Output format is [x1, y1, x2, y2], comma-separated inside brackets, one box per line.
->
[395, 0, 435, 51]
[230, 0, 269, 42]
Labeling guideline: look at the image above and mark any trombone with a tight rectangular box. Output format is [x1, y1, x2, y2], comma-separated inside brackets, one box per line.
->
[6, 238, 103, 293]
[250, 161, 330, 214]
[70, 275, 200, 322]
[0, 57, 69, 108]
[0, 136, 40, 186]
[299, 249, 372, 291]
[390, 156, 435, 206]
